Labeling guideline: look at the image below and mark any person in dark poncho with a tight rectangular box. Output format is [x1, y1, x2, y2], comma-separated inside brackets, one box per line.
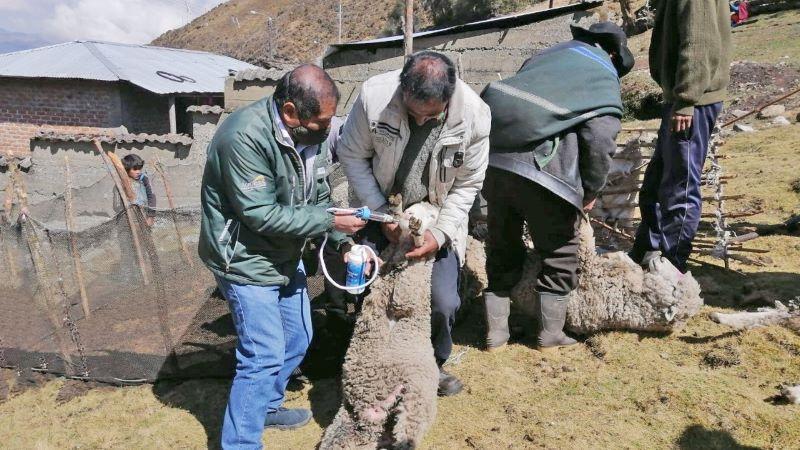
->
[479, 22, 634, 352]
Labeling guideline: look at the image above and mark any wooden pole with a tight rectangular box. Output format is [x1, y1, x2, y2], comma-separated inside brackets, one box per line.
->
[63, 155, 91, 319]
[105, 150, 135, 202]
[94, 140, 150, 285]
[12, 169, 75, 370]
[1, 169, 19, 284]
[168, 96, 177, 134]
[152, 155, 194, 267]
[404, 0, 414, 56]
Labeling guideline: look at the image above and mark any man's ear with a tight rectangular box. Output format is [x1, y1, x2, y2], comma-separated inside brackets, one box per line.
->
[281, 101, 301, 127]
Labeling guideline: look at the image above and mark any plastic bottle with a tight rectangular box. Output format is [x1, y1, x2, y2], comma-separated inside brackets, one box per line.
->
[345, 245, 369, 294]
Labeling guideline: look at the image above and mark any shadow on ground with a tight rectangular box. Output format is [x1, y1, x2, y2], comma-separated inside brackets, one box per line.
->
[677, 425, 761, 450]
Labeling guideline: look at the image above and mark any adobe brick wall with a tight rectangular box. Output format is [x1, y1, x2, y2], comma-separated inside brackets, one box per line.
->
[0, 78, 124, 156]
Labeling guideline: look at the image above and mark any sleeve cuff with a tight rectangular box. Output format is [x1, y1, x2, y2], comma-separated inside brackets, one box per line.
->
[429, 227, 448, 249]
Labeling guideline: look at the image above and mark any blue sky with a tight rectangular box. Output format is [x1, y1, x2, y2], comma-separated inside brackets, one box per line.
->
[0, 0, 227, 53]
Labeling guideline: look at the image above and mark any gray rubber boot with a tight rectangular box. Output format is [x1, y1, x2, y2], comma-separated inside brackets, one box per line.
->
[483, 291, 511, 351]
[535, 291, 577, 351]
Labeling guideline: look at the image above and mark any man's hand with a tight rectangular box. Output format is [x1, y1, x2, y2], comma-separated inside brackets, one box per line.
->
[671, 113, 693, 134]
[333, 213, 367, 234]
[405, 230, 439, 260]
[341, 248, 383, 275]
[381, 221, 402, 244]
[583, 197, 597, 212]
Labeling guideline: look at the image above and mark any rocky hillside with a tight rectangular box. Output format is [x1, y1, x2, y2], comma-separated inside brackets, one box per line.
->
[150, 0, 418, 66]
[148, 0, 591, 66]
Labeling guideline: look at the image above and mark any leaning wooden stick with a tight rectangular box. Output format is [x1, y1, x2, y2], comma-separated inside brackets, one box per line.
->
[1, 169, 19, 284]
[94, 140, 150, 285]
[152, 154, 194, 267]
[12, 169, 75, 370]
[63, 155, 91, 318]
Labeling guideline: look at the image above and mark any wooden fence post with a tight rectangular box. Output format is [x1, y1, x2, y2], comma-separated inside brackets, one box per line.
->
[12, 169, 75, 371]
[94, 140, 150, 285]
[63, 155, 92, 318]
[152, 154, 194, 267]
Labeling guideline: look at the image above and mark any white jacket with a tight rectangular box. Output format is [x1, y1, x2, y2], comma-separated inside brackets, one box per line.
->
[337, 70, 491, 264]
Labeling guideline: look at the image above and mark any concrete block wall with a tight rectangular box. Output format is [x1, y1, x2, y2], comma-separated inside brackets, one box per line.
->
[324, 13, 581, 114]
[0, 78, 123, 156]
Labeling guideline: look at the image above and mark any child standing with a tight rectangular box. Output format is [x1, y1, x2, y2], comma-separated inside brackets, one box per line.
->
[122, 154, 156, 226]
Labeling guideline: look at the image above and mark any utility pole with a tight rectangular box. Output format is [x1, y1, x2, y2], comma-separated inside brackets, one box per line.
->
[404, 0, 414, 56]
[183, 0, 191, 24]
[338, 0, 343, 43]
[251, 11, 275, 62]
[268, 17, 274, 61]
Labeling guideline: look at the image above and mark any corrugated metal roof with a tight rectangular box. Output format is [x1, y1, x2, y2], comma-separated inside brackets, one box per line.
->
[233, 67, 288, 82]
[325, 1, 602, 52]
[186, 104, 225, 114]
[0, 40, 258, 95]
[34, 129, 193, 145]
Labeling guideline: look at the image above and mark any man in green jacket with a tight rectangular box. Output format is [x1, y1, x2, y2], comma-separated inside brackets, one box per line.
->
[198, 64, 365, 449]
[630, 0, 732, 272]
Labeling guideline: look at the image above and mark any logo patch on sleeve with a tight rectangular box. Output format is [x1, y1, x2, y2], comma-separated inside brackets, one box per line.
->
[241, 175, 267, 192]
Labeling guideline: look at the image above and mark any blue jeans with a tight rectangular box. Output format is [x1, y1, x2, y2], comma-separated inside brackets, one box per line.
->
[215, 263, 313, 450]
[631, 102, 722, 272]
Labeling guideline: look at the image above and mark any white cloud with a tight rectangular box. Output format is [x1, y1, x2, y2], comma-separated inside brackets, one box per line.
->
[0, 0, 227, 47]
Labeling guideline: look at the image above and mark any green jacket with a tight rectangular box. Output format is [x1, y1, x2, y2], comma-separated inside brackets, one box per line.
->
[198, 96, 348, 286]
[649, 0, 732, 116]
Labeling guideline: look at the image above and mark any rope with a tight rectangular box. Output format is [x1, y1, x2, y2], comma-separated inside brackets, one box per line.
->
[319, 233, 381, 292]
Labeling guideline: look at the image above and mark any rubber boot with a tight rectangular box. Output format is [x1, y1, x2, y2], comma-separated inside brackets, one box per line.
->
[483, 290, 510, 351]
[535, 291, 577, 351]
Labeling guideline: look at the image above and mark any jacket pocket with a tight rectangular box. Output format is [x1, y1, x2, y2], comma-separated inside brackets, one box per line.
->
[432, 138, 464, 201]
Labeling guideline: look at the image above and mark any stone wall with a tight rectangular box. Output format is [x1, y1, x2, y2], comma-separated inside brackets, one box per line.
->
[323, 11, 591, 114]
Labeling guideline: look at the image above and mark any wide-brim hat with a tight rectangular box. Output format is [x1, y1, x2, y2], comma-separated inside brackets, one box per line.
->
[570, 22, 635, 77]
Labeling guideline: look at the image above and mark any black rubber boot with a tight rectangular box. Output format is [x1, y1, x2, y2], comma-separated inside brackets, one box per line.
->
[438, 368, 464, 397]
[483, 290, 510, 351]
[535, 291, 577, 351]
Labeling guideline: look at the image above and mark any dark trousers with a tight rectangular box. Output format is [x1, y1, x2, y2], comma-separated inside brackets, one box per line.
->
[327, 222, 461, 365]
[482, 167, 581, 296]
[631, 102, 722, 272]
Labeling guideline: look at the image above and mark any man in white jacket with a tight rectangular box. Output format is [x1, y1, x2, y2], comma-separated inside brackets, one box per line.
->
[336, 51, 490, 396]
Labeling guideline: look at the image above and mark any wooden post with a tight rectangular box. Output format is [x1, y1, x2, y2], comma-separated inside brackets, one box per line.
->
[152, 155, 194, 267]
[404, 0, 414, 56]
[168, 96, 177, 134]
[94, 140, 150, 285]
[549, 0, 554, 8]
[12, 169, 75, 370]
[63, 155, 92, 319]
[1, 170, 19, 284]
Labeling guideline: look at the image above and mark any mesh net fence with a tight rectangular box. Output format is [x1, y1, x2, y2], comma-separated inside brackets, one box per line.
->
[0, 161, 353, 384]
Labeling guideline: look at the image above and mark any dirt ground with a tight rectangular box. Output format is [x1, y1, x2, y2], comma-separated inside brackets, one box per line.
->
[2, 8, 800, 450]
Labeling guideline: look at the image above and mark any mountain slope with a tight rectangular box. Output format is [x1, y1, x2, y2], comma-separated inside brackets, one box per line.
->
[151, 0, 408, 65]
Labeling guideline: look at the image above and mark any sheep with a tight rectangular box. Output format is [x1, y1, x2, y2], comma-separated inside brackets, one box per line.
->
[467, 218, 703, 334]
[320, 196, 440, 450]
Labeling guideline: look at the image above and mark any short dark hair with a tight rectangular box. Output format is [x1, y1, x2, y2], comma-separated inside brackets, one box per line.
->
[273, 64, 340, 120]
[122, 154, 144, 171]
[399, 51, 457, 103]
